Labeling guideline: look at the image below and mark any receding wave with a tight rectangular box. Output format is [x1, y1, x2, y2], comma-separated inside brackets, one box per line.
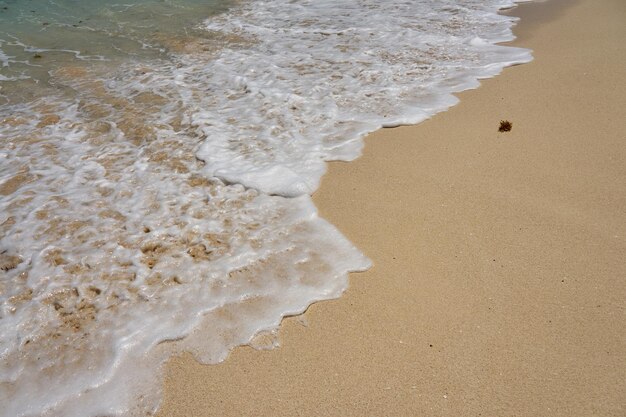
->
[0, 0, 531, 415]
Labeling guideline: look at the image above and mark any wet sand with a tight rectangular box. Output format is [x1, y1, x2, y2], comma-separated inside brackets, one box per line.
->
[158, 0, 626, 415]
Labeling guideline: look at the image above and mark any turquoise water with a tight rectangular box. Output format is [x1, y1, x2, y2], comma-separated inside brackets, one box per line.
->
[0, 0, 231, 97]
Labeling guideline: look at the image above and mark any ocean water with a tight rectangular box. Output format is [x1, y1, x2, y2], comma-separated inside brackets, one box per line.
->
[0, 0, 531, 415]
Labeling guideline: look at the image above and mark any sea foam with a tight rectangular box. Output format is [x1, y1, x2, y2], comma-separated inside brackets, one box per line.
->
[1, 0, 531, 415]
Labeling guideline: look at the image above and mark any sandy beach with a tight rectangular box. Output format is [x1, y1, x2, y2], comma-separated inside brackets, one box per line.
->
[158, 0, 626, 415]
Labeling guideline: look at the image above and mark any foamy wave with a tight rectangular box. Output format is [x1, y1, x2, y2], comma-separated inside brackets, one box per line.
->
[188, 0, 532, 196]
[1, 0, 531, 415]
[0, 81, 369, 416]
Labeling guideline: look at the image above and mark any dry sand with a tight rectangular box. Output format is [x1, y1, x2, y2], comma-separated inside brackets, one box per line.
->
[158, 0, 626, 415]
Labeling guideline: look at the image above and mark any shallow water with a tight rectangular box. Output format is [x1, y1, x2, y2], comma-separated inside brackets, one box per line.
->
[1, 0, 531, 415]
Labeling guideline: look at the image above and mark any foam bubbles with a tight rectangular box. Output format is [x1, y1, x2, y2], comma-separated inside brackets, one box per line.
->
[189, 0, 532, 195]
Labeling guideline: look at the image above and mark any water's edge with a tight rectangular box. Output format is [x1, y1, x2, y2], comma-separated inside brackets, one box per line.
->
[0, 1, 538, 415]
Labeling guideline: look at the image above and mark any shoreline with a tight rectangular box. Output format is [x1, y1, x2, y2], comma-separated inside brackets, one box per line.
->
[158, 0, 626, 415]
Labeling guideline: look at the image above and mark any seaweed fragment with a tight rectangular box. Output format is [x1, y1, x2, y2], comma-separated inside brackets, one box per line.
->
[499, 120, 512, 132]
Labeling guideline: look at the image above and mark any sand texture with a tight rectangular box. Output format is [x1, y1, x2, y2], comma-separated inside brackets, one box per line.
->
[158, 0, 626, 415]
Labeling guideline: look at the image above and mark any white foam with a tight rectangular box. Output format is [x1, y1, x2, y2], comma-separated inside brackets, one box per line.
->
[0, 0, 533, 415]
[188, 0, 532, 196]
[0, 47, 12, 68]
[0, 84, 370, 417]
